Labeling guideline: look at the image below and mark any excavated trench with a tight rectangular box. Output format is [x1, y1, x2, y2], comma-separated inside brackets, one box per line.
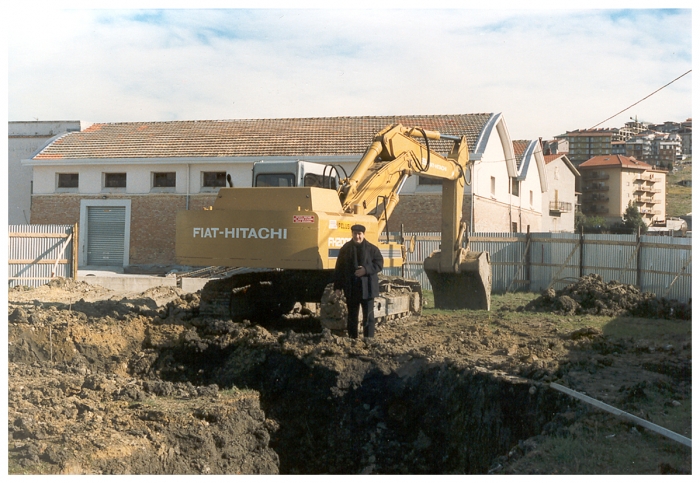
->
[9, 281, 693, 474]
[154, 326, 571, 474]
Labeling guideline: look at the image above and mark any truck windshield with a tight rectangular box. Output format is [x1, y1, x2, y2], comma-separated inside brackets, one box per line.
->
[255, 173, 296, 187]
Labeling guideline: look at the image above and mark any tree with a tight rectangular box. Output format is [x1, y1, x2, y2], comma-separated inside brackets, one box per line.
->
[623, 204, 648, 234]
[575, 212, 608, 233]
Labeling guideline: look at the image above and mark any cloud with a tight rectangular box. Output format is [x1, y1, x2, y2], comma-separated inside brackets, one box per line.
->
[8, 7, 692, 139]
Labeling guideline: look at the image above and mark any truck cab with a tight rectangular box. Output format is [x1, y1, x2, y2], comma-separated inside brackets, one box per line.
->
[252, 160, 339, 189]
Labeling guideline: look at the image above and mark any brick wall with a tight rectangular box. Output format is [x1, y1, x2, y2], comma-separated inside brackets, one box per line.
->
[30, 195, 83, 226]
[31, 194, 217, 265]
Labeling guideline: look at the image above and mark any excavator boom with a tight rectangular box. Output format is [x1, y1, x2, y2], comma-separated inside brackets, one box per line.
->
[334, 124, 491, 310]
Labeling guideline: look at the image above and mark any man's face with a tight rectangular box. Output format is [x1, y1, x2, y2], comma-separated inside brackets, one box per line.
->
[351, 230, 365, 244]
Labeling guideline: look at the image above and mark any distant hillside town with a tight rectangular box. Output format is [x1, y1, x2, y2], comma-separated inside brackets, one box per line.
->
[545, 118, 692, 168]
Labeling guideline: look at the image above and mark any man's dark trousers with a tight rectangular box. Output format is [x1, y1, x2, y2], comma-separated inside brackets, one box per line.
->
[346, 279, 375, 338]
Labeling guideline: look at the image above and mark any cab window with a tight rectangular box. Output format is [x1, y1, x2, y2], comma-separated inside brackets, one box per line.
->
[304, 173, 337, 189]
[255, 173, 296, 187]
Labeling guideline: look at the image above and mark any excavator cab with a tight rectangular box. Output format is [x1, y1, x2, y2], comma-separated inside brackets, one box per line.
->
[252, 160, 341, 190]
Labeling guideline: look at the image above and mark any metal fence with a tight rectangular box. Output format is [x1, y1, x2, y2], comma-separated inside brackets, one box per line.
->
[386, 232, 692, 303]
[8, 224, 78, 288]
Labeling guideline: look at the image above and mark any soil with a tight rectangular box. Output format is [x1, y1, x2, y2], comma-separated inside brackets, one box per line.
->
[7, 276, 692, 474]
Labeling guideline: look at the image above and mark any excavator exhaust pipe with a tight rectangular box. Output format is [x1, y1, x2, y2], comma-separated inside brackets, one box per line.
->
[423, 248, 491, 311]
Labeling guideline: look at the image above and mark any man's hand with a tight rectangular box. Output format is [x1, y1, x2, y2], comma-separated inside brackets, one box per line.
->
[354, 266, 367, 277]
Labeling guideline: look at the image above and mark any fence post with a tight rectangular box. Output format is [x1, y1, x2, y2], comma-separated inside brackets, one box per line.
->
[525, 226, 531, 287]
[579, 227, 584, 278]
[72, 223, 79, 279]
[636, 227, 642, 288]
[400, 223, 405, 279]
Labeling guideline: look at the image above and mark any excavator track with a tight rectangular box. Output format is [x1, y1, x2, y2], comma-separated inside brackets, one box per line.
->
[199, 269, 422, 330]
[199, 269, 334, 322]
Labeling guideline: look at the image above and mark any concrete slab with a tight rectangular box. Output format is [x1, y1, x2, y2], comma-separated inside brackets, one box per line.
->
[180, 277, 211, 293]
[78, 275, 177, 293]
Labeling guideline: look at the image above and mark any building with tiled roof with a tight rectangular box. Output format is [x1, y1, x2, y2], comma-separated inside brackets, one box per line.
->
[34, 115, 494, 160]
[23, 113, 544, 267]
[578, 154, 667, 226]
[541, 153, 580, 232]
[511, 140, 553, 231]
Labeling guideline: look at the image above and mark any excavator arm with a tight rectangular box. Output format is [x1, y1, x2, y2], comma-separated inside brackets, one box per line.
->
[337, 124, 491, 310]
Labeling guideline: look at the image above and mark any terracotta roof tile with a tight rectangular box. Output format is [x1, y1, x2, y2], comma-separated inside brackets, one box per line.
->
[512, 139, 531, 169]
[578, 154, 652, 170]
[543, 153, 564, 164]
[34, 114, 494, 160]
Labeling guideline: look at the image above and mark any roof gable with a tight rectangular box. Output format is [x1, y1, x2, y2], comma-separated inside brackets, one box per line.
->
[34, 114, 494, 160]
[512, 139, 548, 192]
[544, 153, 580, 177]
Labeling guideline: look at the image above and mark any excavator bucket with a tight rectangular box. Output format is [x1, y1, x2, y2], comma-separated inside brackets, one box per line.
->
[423, 249, 491, 311]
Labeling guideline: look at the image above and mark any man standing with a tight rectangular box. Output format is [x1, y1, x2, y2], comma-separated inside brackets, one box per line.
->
[333, 224, 384, 338]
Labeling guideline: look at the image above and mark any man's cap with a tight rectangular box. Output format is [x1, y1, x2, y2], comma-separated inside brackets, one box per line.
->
[350, 224, 366, 233]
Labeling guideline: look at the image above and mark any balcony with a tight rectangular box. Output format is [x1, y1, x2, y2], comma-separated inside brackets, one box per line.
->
[584, 194, 609, 202]
[636, 173, 657, 181]
[634, 184, 661, 194]
[549, 201, 573, 213]
[582, 206, 609, 214]
[584, 183, 609, 192]
[582, 172, 610, 180]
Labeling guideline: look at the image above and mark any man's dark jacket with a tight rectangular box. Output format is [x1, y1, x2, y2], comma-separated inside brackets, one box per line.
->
[333, 239, 383, 299]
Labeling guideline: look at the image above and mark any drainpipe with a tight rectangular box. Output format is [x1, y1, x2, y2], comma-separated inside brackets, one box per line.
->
[186, 164, 190, 210]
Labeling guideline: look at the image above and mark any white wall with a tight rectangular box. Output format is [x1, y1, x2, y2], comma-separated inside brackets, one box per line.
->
[541, 157, 578, 232]
[29, 156, 363, 196]
[473, 130, 512, 204]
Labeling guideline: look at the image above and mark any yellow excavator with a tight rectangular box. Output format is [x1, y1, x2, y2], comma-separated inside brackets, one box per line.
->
[175, 124, 491, 325]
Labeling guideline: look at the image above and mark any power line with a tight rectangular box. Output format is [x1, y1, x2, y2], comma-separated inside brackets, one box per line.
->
[588, 69, 692, 130]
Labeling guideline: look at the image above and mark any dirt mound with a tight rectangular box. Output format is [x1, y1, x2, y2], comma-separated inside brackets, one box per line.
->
[8, 362, 279, 474]
[520, 274, 691, 319]
[7, 279, 692, 474]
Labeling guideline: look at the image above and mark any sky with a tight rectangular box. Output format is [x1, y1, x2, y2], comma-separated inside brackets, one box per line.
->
[6, 2, 694, 141]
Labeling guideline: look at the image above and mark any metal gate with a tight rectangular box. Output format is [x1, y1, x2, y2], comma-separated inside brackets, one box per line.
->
[8, 224, 78, 288]
[87, 206, 126, 266]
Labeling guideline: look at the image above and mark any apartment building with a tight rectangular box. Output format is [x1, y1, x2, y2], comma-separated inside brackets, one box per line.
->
[625, 134, 654, 162]
[618, 118, 651, 140]
[611, 141, 626, 155]
[578, 155, 666, 226]
[625, 132, 682, 166]
[555, 128, 617, 166]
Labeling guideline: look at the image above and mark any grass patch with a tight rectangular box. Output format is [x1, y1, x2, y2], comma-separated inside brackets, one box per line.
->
[505, 414, 692, 474]
[422, 290, 539, 313]
[665, 161, 692, 217]
[600, 316, 691, 340]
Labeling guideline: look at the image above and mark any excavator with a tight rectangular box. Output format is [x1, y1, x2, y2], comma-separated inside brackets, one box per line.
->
[175, 124, 491, 327]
